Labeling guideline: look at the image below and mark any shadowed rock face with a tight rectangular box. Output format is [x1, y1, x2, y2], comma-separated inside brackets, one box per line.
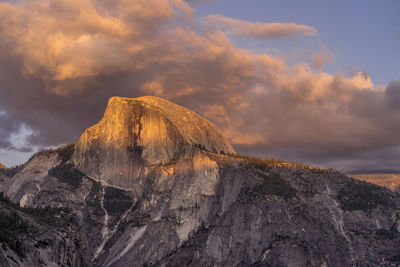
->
[72, 96, 235, 189]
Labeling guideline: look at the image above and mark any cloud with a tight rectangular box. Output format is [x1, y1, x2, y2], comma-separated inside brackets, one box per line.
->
[0, 112, 33, 152]
[312, 48, 334, 70]
[0, 112, 20, 150]
[0, 0, 399, 170]
[0, 0, 192, 86]
[207, 14, 317, 39]
[385, 81, 400, 107]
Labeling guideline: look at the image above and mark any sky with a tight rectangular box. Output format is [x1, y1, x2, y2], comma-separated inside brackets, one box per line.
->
[0, 0, 399, 172]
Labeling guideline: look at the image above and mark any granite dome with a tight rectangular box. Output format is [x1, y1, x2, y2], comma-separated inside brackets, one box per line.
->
[72, 96, 235, 188]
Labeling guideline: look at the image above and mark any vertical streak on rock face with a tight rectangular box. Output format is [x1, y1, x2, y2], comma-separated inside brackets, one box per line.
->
[93, 186, 109, 260]
[72, 96, 235, 190]
[192, 152, 219, 196]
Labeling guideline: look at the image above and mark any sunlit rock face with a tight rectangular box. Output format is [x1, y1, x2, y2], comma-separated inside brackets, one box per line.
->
[72, 96, 235, 189]
[0, 163, 6, 169]
[2, 97, 400, 266]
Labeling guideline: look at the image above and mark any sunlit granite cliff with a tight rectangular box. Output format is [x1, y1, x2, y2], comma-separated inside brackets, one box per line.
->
[1, 96, 400, 266]
[72, 96, 235, 189]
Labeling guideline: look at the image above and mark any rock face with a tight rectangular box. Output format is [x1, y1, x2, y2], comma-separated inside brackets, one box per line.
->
[1, 96, 400, 266]
[0, 163, 7, 169]
[72, 96, 235, 189]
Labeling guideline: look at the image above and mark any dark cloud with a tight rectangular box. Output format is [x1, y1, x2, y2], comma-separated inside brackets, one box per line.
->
[385, 81, 400, 108]
[0, 112, 20, 149]
[0, 0, 398, 171]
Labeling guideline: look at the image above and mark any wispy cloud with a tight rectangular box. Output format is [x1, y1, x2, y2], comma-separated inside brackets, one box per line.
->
[207, 14, 317, 39]
[312, 48, 334, 70]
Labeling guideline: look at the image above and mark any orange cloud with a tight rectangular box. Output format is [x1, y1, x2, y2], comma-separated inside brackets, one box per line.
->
[312, 48, 334, 70]
[207, 14, 317, 39]
[0, 0, 191, 86]
[348, 72, 374, 90]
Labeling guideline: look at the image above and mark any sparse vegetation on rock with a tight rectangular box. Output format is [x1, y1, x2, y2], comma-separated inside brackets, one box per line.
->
[0, 164, 24, 177]
[0, 210, 28, 257]
[337, 178, 393, 211]
[48, 163, 84, 188]
[104, 187, 133, 217]
[256, 171, 297, 199]
[57, 143, 76, 164]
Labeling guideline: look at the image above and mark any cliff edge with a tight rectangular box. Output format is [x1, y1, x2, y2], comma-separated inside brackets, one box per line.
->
[72, 96, 235, 189]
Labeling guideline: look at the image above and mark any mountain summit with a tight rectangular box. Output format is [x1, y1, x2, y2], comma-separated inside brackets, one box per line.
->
[72, 96, 235, 189]
[1, 96, 400, 266]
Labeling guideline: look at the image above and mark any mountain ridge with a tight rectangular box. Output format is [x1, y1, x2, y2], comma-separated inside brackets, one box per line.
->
[346, 169, 400, 175]
[0, 96, 400, 266]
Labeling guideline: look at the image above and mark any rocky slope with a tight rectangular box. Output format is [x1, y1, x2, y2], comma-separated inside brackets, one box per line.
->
[350, 173, 400, 192]
[1, 96, 400, 266]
